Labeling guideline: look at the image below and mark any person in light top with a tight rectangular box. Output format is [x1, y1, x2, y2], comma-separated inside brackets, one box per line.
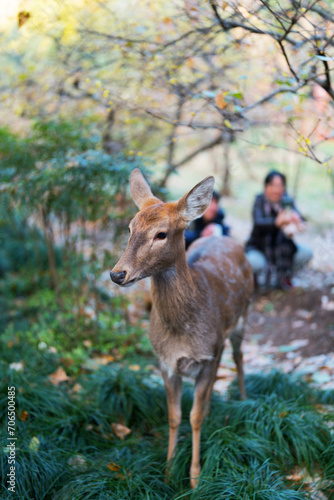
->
[245, 170, 312, 290]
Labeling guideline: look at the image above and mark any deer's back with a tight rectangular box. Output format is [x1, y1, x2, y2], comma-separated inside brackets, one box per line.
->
[187, 236, 253, 328]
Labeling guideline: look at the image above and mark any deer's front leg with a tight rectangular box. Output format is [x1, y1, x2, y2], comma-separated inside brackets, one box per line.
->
[190, 362, 216, 489]
[161, 369, 182, 474]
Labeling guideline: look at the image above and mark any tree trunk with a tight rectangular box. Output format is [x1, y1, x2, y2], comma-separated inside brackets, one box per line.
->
[39, 206, 62, 307]
[221, 141, 232, 196]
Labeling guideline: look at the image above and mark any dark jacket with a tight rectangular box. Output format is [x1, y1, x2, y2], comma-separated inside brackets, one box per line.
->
[246, 194, 301, 277]
[185, 207, 229, 249]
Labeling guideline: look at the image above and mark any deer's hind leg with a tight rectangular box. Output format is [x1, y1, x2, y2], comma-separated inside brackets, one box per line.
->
[230, 316, 246, 400]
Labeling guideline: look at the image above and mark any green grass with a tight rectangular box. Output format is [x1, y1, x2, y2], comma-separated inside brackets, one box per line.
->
[1, 345, 334, 500]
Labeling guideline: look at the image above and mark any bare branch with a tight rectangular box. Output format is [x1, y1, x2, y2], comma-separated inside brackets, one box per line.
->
[159, 134, 223, 186]
[278, 40, 300, 82]
[243, 83, 306, 112]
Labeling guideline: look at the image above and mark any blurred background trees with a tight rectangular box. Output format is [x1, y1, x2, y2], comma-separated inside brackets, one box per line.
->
[1, 0, 333, 192]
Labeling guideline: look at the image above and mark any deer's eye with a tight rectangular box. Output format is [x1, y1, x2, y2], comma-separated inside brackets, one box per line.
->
[155, 232, 167, 240]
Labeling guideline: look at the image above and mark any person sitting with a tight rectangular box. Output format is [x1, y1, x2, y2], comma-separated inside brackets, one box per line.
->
[185, 190, 229, 249]
[245, 170, 313, 290]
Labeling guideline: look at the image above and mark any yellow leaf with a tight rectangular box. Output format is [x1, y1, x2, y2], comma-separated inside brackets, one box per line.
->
[224, 119, 233, 128]
[107, 462, 121, 472]
[129, 364, 141, 371]
[29, 437, 40, 453]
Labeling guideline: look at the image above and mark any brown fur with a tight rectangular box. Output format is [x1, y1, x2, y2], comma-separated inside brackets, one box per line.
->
[111, 170, 253, 488]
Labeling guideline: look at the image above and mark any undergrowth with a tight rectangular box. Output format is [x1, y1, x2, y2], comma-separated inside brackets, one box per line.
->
[1, 345, 334, 499]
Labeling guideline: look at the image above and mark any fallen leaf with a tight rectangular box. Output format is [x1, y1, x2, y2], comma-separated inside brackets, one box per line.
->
[82, 355, 114, 371]
[286, 473, 302, 481]
[72, 383, 83, 393]
[129, 364, 141, 371]
[111, 423, 131, 439]
[68, 454, 87, 470]
[115, 473, 127, 480]
[29, 436, 40, 453]
[49, 367, 69, 385]
[107, 462, 121, 472]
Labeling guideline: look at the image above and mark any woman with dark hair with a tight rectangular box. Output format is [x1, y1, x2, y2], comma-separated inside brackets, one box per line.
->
[246, 170, 313, 290]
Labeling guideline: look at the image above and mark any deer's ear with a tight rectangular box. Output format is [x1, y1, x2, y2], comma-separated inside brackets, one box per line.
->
[177, 176, 215, 222]
[130, 169, 160, 209]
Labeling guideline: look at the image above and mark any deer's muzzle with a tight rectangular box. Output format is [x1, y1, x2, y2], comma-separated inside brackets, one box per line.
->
[110, 270, 127, 285]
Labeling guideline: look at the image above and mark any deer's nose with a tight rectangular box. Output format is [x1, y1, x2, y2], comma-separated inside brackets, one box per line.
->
[110, 270, 127, 285]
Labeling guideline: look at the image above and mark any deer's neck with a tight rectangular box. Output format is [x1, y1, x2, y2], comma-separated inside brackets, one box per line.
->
[151, 251, 197, 330]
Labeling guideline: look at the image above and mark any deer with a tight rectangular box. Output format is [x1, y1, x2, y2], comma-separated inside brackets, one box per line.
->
[110, 169, 254, 488]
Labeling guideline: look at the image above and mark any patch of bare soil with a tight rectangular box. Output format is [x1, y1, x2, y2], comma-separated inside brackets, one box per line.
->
[246, 284, 334, 358]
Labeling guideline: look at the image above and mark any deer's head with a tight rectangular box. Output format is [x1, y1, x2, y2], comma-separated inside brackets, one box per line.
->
[110, 169, 214, 286]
